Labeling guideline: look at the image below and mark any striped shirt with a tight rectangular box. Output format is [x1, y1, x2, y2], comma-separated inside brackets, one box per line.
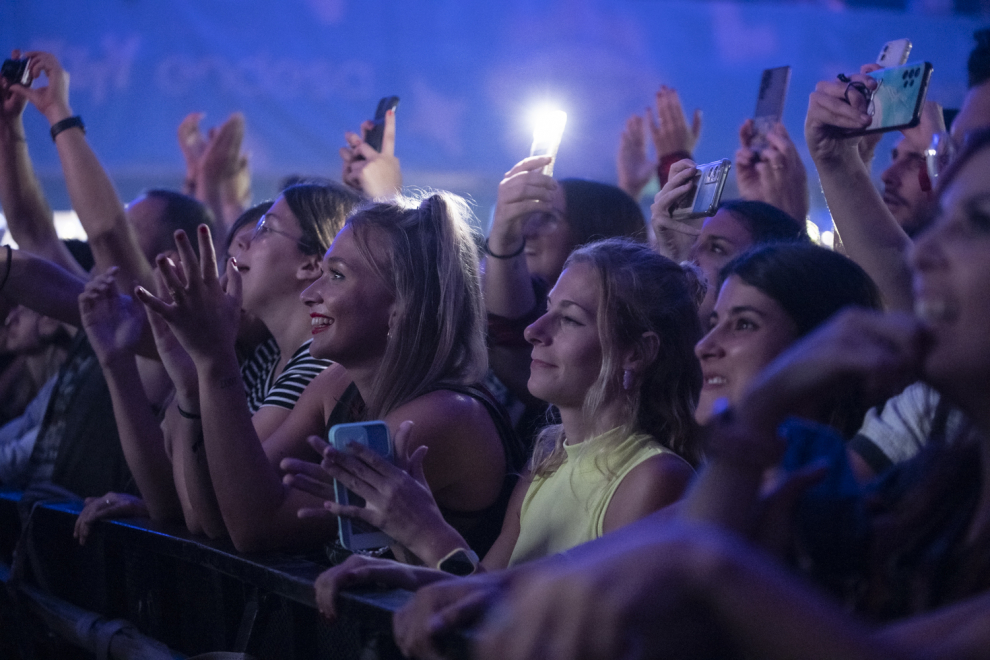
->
[242, 338, 330, 412]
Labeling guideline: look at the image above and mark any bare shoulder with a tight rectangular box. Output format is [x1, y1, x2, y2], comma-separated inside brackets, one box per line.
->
[385, 388, 493, 436]
[604, 451, 695, 534]
[627, 452, 695, 496]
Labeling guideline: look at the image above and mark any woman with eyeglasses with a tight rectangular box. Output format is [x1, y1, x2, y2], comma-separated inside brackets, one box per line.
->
[73, 185, 362, 542]
[484, 156, 647, 442]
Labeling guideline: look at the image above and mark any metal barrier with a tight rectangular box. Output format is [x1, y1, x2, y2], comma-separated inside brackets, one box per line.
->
[0, 490, 411, 659]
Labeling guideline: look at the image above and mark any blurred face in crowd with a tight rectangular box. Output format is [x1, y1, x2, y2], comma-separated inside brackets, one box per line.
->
[126, 194, 172, 263]
[4, 305, 62, 355]
[524, 262, 603, 412]
[910, 144, 990, 413]
[522, 186, 575, 284]
[693, 275, 798, 423]
[688, 209, 756, 324]
[302, 225, 394, 368]
[951, 82, 990, 147]
[881, 134, 933, 237]
[235, 196, 314, 317]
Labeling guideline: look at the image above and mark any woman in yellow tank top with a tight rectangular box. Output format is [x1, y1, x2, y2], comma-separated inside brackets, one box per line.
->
[284, 238, 704, 618]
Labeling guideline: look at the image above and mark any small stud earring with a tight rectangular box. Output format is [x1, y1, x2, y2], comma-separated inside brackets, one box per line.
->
[622, 369, 634, 391]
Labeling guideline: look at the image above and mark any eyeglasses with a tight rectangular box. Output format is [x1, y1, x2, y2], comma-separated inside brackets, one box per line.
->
[251, 214, 307, 246]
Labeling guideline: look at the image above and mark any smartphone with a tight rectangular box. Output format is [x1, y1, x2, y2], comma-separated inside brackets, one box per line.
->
[670, 159, 732, 221]
[844, 62, 934, 136]
[329, 421, 394, 551]
[752, 66, 791, 154]
[363, 96, 400, 153]
[1, 59, 31, 87]
[529, 110, 567, 176]
[876, 39, 912, 68]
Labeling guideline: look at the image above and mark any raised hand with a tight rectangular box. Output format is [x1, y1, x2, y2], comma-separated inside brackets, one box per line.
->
[7, 51, 73, 124]
[177, 111, 207, 193]
[804, 64, 880, 166]
[143, 269, 199, 399]
[0, 49, 29, 124]
[78, 267, 146, 367]
[650, 85, 702, 158]
[488, 156, 556, 256]
[616, 113, 655, 199]
[134, 225, 241, 365]
[650, 159, 702, 262]
[736, 120, 809, 221]
[340, 110, 401, 198]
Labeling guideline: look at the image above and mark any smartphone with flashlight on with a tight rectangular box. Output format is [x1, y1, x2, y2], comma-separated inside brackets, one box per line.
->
[752, 66, 791, 155]
[877, 38, 912, 68]
[529, 110, 567, 176]
[329, 421, 394, 551]
[363, 95, 400, 153]
[670, 159, 732, 221]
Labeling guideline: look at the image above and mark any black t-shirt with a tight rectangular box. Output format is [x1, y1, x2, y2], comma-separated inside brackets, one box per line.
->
[28, 332, 136, 498]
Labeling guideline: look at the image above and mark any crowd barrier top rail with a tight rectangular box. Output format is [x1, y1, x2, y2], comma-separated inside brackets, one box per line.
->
[0, 489, 424, 660]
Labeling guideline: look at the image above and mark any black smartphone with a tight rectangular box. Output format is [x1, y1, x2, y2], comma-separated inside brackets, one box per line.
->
[1, 59, 31, 87]
[844, 62, 933, 136]
[364, 95, 400, 153]
[752, 66, 791, 155]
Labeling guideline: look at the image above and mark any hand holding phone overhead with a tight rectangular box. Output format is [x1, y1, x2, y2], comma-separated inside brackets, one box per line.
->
[340, 97, 402, 198]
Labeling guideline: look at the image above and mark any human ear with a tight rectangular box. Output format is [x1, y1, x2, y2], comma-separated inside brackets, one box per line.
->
[296, 254, 323, 283]
[621, 331, 661, 374]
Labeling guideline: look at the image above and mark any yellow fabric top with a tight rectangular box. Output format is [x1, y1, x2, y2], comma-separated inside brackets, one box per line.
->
[507, 427, 689, 566]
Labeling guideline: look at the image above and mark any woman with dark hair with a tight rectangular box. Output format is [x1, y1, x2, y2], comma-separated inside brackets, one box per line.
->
[483, 156, 647, 441]
[460, 128, 990, 660]
[294, 238, 701, 621]
[696, 242, 882, 437]
[136, 191, 520, 554]
[651, 159, 811, 323]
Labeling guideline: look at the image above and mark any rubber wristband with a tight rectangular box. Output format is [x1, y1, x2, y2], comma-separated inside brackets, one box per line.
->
[176, 404, 202, 420]
[50, 116, 85, 142]
[484, 236, 525, 259]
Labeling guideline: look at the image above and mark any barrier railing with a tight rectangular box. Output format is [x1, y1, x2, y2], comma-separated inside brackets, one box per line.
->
[0, 490, 411, 659]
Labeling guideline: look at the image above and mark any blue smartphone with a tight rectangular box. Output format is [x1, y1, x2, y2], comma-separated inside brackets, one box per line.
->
[328, 421, 394, 550]
[846, 62, 933, 136]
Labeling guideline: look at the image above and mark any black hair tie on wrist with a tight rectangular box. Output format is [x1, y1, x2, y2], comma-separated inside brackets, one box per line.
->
[176, 404, 202, 420]
[484, 236, 526, 259]
[50, 116, 85, 142]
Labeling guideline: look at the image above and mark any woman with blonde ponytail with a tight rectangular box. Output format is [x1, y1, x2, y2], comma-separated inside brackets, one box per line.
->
[295, 238, 702, 621]
[142, 191, 521, 554]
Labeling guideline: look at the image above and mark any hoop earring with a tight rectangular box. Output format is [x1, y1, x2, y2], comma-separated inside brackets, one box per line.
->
[622, 369, 634, 391]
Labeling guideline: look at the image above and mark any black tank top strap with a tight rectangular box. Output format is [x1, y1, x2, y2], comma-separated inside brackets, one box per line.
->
[324, 380, 524, 556]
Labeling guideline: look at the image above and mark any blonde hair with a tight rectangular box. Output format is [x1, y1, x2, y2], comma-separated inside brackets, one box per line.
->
[346, 191, 488, 418]
[529, 239, 703, 476]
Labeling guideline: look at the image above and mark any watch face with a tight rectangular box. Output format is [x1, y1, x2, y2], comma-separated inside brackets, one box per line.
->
[440, 550, 477, 576]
